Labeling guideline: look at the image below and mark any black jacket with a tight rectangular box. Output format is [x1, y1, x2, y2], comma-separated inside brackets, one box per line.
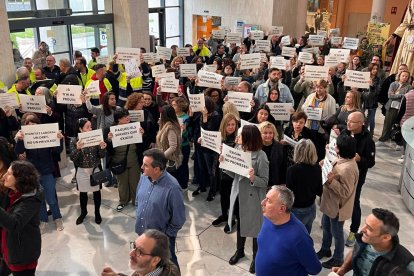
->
[59, 67, 81, 85]
[0, 188, 43, 265]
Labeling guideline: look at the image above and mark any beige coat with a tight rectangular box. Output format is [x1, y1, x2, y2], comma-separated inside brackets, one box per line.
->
[156, 122, 182, 169]
[320, 158, 359, 221]
[301, 92, 336, 134]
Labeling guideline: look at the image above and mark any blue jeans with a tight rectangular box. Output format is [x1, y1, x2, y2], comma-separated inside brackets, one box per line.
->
[366, 108, 376, 136]
[39, 174, 62, 222]
[292, 203, 316, 234]
[321, 214, 344, 261]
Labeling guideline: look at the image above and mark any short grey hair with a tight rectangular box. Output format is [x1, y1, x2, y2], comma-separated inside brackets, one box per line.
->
[59, 58, 71, 68]
[144, 229, 170, 266]
[16, 67, 29, 81]
[271, 185, 295, 213]
[36, 87, 53, 106]
[293, 139, 318, 165]
[143, 148, 167, 171]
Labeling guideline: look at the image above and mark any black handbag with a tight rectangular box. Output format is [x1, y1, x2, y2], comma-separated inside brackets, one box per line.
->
[390, 124, 403, 145]
[90, 167, 110, 186]
[166, 160, 177, 173]
[110, 145, 129, 175]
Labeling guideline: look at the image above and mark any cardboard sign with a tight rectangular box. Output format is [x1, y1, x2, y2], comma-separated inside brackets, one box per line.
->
[281, 46, 296, 57]
[326, 130, 338, 162]
[21, 123, 59, 149]
[266, 103, 293, 121]
[142, 53, 159, 64]
[86, 80, 101, 97]
[260, 53, 268, 63]
[317, 30, 328, 37]
[110, 122, 142, 147]
[78, 129, 104, 148]
[160, 78, 179, 93]
[322, 156, 333, 185]
[124, 58, 142, 78]
[227, 91, 252, 112]
[188, 93, 205, 112]
[197, 70, 223, 89]
[20, 94, 47, 114]
[212, 29, 225, 39]
[324, 55, 342, 68]
[342, 37, 359, 50]
[0, 93, 18, 108]
[179, 64, 197, 77]
[329, 48, 350, 63]
[330, 36, 343, 45]
[156, 46, 172, 60]
[56, 84, 82, 105]
[240, 119, 258, 129]
[151, 64, 167, 77]
[116, 47, 141, 64]
[269, 56, 287, 70]
[255, 40, 270, 52]
[226, 32, 242, 44]
[283, 134, 299, 147]
[250, 30, 264, 40]
[303, 106, 323, 121]
[298, 52, 314, 64]
[219, 144, 252, 178]
[203, 64, 217, 72]
[304, 65, 329, 82]
[240, 53, 261, 70]
[280, 35, 291, 45]
[269, 26, 283, 36]
[200, 128, 222, 154]
[308, 35, 325, 46]
[302, 47, 320, 55]
[176, 47, 190, 56]
[157, 72, 176, 79]
[95, 56, 109, 65]
[224, 77, 242, 87]
[344, 70, 370, 89]
[129, 110, 145, 122]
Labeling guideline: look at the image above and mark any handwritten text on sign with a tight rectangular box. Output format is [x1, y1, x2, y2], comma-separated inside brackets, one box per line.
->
[255, 40, 270, 52]
[160, 78, 179, 93]
[200, 128, 222, 154]
[240, 53, 261, 70]
[250, 30, 264, 40]
[57, 84, 82, 105]
[227, 91, 252, 112]
[110, 122, 142, 147]
[219, 144, 252, 178]
[116, 47, 140, 64]
[152, 64, 167, 77]
[304, 65, 329, 82]
[179, 64, 197, 77]
[266, 103, 293, 121]
[125, 58, 142, 78]
[78, 129, 103, 148]
[197, 70, 222, 89]
[20, 94, 47, 114]
[129, 110, 145, 122]
[344, 70, 370, 89]
[304, 106, 323, 121]
[329, 48, 350, 63]
[188, 93, 205, 112]
[21, 123, 59, 149]
[86, 80, 101, 97]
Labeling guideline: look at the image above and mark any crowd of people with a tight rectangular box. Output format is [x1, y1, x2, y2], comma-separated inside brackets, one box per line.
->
[1, 26, 414, 275]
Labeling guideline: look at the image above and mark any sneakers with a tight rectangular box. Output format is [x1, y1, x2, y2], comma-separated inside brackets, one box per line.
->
[116, 204, 125, 212]
[39, 222, 47, 235]
[398, 155, 405, 163]
[316, 248, 332, 259]
[212, 215, 228, 227]
[346, 232, 356, 247]
[322, 258, 343, 269]
[55, 218, 64, 231]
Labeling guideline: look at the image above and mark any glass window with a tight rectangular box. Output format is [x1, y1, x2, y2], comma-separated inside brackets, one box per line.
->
[148, 0, 160, 8]
[39, 25, 69, 54]
[165, 7, 180, 37]
[149, 13, 160, 39]
[36, 0, 65, 9]
[53, 53, 71, 63]
[69, 0, 93, 12]
[166, 37, 180, 48]
[98, 0, 105, 10]
[71, 25, 96, 50]
[10, 28, 36, 59]
[165, 0, 179, 6]
[6, 0, 32, 11]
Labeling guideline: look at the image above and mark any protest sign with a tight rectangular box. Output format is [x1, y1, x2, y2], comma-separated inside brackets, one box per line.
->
[219, 144, 252, 178]
[197, 70, 223, 89]
[298, 52, 314, 64]
[110, 122, 142, 147]
[200, 128, 221, 154]
[179, 64, 197, 77]
[240, 53, 261, 70]
[56, 84, 82, 105]
[269, 26, 283, 36]
[142, 53, 159, 64]
[317, 30, 328, 37]
[260, 53, 268, 63]
[280, 35, 291, 45]
[344, 70, 370, 89]
[212, 29, 225, 39]
[330, 36, 343, 45]
[322, 156, 333, 184]
[266, 103, 292, 121]
[250, 30, 264, 40]
[124, 58, 142, 78]
[21, 123, 59, 149]
[301, 47, 320, 54]
[226, 32, 242, 44]
[269, 56, 287, 70]
[240, 119, 258, 129]
[224, 77, 242, 87]
[326, 130, 338, 162]
[303, 106, 323, 120]
[20, 94, 47, 114]
[116, 47, 140, 64]
[342, 37, 359, 50]
[151, 64, 167, 77]
[0, 93, 18, 108]
[281, 46, 296, 57]
[157, 72, 176, 79]
[227, 91, 252, 112]
[308, 35, 325, 46]
[304, 65, 329, 82]
[156, 46, 172, 60]
[176, 47, 190, 56]
[78, 129, 104, 148]
[324, 55, 341, 68]
[255, 40, 270, 52]
[95, 56, 109, 65]
[329, 48, 350, 62]
[160, 78, 179, 93]
[283, 134, 299, 147]
[188, 93, 205, 112]
[129, 110, 145, 122]
[203, 64, 217, 72]
[85, 80, 100, 97]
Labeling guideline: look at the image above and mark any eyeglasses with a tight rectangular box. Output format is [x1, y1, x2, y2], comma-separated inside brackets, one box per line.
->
[129, 242, 154, 257]
[345, 119, 361, 124]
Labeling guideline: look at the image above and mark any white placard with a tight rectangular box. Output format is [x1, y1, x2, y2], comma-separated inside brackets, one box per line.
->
[56, 84, 82, 105]
[280, 35, 291, 45]
[255, 40, 270, 52]
[302, 47, 320, 55]
[322, 156, 333, 185]
[78, 129, 104, 148]
[176, 47, 190, 56]
[95, 56, 109, 65]
[304, 65, 329, 82]
[200, 128, 222, 154]
[227, 91, 252, 112]
[212, 29, 225, 39]
[20, 94, 47, 114]
[303, 106, 323, 121]
[326, 130, 338, 162]
[219, 144, 252, 178]
[342, 37, 359, 50]
[330, 28, 341, 36]
[269, 56, 286, 70]
[281, 46, 296, 57]
[179, 64, 197, 77]
[330, 36, 343, 45]
[329, 48, 350, 63]
[240, 119, 258, 129]
[0, 93, 18, 108]
[317, 30, 328, 37]
[129, 110, 145, 122]
[250, 30, 264, 40]
[260, 53, 268, 63]
[266, 103, 293, 121]
[224, 77, 242, 87]
[203, 64, 217, 72]
[327, 272, 339, 276]
[298, 52, 314, 64]
[160, 78, 179, 93]
[21, 123, 59, 149]
[344, 70, 370, 89]
[226, 32, 242, 44]
[158, 72, 176, 79]
[324, 55, 342, 68]
[116, 47, 141, 64]
[124, 58, 142, 78]
[152, 64, 167, 77]
[86, 80, 101, 97]
[110, 122, 142, 147]
[188, 93, 205, 112]
[197, 70, 223, 89]
[308, 35, 325, 46]
[269, 26, 283, 36]
[283, 134, 299, 147]
[142, 53, 159, 64]
[240, 53, 261, 70]
[156, 46, 172, 60]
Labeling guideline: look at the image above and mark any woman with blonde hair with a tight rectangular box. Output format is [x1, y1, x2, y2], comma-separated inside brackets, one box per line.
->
[222, 102, 240, 121]
[331, 90, 361, 135]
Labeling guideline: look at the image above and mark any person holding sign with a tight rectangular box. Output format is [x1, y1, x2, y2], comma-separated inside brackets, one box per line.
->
[330, 90, 361, 136]
[70, 118, 106, 225]
[192, 39, 211, 63]
[85, 64, 112, 106]
[34, 87, 57, 122]
[222, 125, 269, 274]
[255, 68, 294, 105]
[208, 44, 228, 65]
[7, 72, 31, 105]
[347, 56, 363, 71]
[85, 91, 121, 130]
[248, 104, 277, 126]
[14, 113, 64, 233]
[318, 135, 359, 269]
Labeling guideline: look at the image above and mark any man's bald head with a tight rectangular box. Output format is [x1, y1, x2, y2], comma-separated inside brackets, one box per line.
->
[347, 111, 365, 134]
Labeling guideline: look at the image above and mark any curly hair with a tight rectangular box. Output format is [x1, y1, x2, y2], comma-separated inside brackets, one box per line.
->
[10, 160, 40, 193]
[125, 92, 144, 110]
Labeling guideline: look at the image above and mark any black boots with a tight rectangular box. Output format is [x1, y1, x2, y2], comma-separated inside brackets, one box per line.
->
[77, 191, 102, 225]
[229, 250, 245, 265]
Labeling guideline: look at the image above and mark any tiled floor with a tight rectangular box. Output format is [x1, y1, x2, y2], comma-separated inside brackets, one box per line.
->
[37, 113, 414, 275]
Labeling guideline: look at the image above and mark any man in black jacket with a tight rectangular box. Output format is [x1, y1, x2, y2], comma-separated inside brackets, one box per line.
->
[340, 111, 376, 247]
[58, 58, 81, 85]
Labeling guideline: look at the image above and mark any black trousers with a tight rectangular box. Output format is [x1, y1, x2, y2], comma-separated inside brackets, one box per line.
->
[0, 260, 35, 276]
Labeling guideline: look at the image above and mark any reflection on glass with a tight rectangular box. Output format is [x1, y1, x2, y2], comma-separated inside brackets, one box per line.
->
[39, 25, 69, 53]
[166, 37, 180, 48]
[10, 28, 36, 59]
[166, 7, 179, 37]
[165, 0, 179, 6]
[70, 0, 93, 12]
[36, 0, 65, 9]
[6, 0, 31, 11]
[148, 0, 161, 8]
[149, 13, 160, 39]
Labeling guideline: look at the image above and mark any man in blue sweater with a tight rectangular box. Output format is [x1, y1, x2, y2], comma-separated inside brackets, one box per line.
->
[256, 185, 322, 276]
